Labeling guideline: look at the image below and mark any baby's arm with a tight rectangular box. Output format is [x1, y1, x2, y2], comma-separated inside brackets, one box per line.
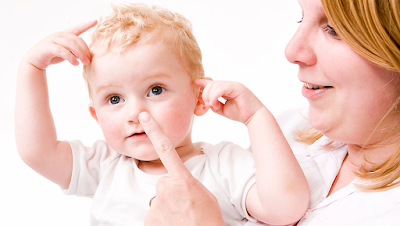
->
[195, 79, 309, 225]
[15, 21, 97, 189]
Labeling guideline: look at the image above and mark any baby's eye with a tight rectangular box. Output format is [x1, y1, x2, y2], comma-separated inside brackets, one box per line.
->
[148, 86, 165, 97]
[108, 96, 123, 105]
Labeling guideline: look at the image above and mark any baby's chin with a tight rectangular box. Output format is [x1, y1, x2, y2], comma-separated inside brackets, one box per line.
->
[119, 149, 160, 162]
[133, 155, 161, 162]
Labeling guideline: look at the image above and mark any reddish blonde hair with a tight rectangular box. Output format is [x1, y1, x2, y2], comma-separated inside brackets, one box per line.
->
[83, 3, 204, 97]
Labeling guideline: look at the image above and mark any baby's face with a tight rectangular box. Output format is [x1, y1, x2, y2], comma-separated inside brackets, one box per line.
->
[87, 41, 199, 162]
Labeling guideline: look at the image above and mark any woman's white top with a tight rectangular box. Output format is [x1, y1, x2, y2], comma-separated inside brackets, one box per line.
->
[246, 106, 400, 226]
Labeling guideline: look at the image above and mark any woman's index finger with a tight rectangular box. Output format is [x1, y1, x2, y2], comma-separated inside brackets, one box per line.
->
[138, 112, 191, 178]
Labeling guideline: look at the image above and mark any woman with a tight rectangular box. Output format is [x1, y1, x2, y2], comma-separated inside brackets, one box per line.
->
[143, 0, 400, 225]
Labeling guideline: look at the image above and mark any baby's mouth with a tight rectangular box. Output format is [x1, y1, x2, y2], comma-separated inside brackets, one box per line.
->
[129, 132, 146, 138]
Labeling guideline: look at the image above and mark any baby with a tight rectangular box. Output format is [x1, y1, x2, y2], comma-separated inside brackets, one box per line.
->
[15, 3, 309, 225]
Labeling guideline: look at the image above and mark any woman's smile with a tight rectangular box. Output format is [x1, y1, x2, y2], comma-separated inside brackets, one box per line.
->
[301, 82, 333, 100]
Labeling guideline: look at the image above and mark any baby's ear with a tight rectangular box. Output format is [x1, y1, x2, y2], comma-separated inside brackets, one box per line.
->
[194, 89, 209, 116]
[88, 103, 99, 122]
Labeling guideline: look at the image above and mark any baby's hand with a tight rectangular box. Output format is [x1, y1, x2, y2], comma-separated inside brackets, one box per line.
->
[24, 20, 97, 70]
[195, 79, 265, 125]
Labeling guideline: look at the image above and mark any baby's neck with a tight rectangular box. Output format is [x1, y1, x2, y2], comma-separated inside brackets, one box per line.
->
[138, 160, 168, 175]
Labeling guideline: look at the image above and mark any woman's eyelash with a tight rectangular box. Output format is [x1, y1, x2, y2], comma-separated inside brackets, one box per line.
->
[296, 15, 339, 39]
[324, 25, 338, 37]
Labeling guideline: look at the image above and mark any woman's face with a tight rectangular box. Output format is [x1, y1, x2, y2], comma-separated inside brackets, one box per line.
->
[285, 0, 400, 145]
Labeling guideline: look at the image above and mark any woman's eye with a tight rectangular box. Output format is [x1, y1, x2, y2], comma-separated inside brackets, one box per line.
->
[297, 17, 303, 23]
[148, 86, 165, 97]
[324, 25, 339, 38]
[108, 96, 123, 105]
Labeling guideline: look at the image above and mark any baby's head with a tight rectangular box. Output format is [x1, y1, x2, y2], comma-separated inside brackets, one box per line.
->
[84, 3, 208, 161]
[84, 3, 204, 98]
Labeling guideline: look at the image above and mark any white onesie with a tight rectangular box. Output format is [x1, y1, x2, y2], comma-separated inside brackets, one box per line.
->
[65, 140, 257, 226]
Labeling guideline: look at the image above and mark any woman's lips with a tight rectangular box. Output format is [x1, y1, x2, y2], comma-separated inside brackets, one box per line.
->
[304, 83, 332, 90]
[302, 83, 333, 99]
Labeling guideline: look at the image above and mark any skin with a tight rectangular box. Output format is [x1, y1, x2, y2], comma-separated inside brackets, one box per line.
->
[87, 40, 206, 174]
[284, 0, 400, 194]
[15, 20, 97, 188]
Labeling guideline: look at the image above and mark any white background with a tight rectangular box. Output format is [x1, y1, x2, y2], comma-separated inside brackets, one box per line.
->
[0, 0, 306, 225]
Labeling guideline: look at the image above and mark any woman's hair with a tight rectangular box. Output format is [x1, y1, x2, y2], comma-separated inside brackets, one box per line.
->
[83, 3, 204, 97]
[297, 0, 400, 191]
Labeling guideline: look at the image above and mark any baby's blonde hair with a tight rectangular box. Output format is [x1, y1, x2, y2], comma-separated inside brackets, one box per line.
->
[298, 0, 400, 191]
[83, 3, 204, 97]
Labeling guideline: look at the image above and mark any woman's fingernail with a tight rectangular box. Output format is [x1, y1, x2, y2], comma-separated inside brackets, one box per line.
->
[139, 112, 151, 124]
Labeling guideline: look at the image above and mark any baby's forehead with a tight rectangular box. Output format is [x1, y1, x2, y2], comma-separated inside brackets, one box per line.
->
[88, 40, 190, 75]
[87, 43, 191, 80]
[90, 29, 178, 57]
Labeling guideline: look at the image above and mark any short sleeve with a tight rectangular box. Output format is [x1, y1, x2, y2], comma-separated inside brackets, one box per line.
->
[63, 140, 120, 198]
[215, 142, 257, 222]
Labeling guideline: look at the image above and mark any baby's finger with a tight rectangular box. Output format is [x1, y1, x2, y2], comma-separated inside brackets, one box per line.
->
[138, 112, 191, 178]
[202, 81, 225, 109]
[65, 20, 97, 36]
[49, 44, 80, 66]
[194, 78, 213, 90]
[53, 33, 91, 64]
[194, 78, 214, 105]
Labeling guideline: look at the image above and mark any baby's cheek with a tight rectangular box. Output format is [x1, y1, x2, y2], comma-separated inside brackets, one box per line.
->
[163, 109, 194, 141]
[100, 122, 121, 143]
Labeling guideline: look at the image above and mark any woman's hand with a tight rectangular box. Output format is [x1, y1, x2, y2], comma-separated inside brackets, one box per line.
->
[138, 112, 224, 226]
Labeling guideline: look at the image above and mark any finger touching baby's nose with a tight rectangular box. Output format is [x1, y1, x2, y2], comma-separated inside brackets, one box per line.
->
[138, 111, 191, 178]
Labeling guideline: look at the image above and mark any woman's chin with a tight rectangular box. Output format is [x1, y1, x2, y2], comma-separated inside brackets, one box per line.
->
[308, 111, 332, 135]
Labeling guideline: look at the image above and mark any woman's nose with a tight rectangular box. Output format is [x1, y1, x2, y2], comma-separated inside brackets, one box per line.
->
[284, 22, 317, 67]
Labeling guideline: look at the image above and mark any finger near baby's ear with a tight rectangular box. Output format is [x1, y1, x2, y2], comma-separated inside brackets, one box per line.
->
[65, 20, 98, 36]
[138, 112, 191, 177]
[194, 78, 213, 89]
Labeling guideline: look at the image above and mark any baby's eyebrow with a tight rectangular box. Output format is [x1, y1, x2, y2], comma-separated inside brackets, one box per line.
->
[95, 84, 121, 95]
[143, 73, 172, 80]
[135, 73, 174, 85]
[94, 73, 173, 94]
